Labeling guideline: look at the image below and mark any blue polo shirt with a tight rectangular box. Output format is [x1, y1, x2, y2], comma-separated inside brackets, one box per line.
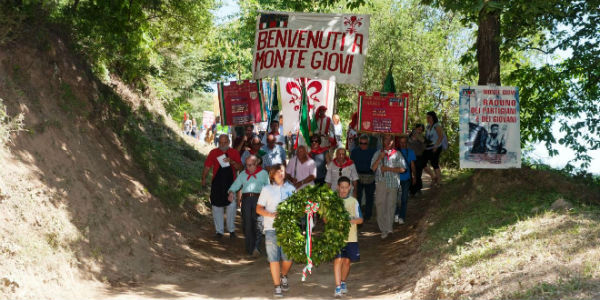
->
[350, 147, 377, 174]
[398, 148, 416, 181]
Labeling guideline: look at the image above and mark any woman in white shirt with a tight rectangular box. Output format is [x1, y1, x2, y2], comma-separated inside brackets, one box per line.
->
[256, 164, 296, 297]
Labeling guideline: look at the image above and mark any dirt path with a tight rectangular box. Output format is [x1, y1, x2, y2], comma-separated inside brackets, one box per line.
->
[101, 175, 434, 300]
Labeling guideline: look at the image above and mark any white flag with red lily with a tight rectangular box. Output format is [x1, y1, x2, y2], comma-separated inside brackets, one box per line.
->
[278, 77, 335, 137]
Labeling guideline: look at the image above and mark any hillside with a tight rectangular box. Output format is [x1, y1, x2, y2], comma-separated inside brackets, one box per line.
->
[0, 27, 218, 299]
[1, 24, 600, 300]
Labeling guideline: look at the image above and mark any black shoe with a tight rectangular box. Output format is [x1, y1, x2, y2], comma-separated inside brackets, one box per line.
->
[215, 233, 223, 239]
[229, 232, 236, 239]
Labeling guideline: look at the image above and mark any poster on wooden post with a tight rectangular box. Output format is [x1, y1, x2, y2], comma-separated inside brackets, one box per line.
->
[459, 85, 521, 169]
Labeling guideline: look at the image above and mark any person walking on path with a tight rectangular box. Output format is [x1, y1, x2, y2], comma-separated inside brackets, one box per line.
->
[256, 164, 296, 298]
[350, 135, 377, 222]
[285, 145, 316, 190]
[395, 134, 416, 225]
[309, 134, 330, 185]
[423, 111, 444, 186]
[234, 124, 256, 154]
[326, 148, 359, 194]
[371, 135, 406, 239]
[332, 176, 363, 298]
[202, 135, 243, 239]
[261, 119, 285, 146]
[240, 136, 265, 168]
[214, 116, 230, 146]
[261, 133, 287, 171]
[313, 106, 336, 149]
[332, 114, 343, 146]
[408, 124, 426, 196]
[228, 155, 269, 256]
[346, 113, 359, 152]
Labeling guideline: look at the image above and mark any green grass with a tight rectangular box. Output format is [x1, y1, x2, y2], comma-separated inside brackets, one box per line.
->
[424, 175, 568, 255]
[508, 277, 599, 299]
[92, 83, 205, 208]
[59, 83, 85, 115]
[420, 169, 600, 299]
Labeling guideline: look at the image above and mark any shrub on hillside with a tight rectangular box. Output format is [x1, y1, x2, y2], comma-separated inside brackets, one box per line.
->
[0, 98, 24, 147]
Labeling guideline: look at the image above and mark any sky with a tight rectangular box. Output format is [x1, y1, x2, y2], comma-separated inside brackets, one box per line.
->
[211, 0, 599, 174]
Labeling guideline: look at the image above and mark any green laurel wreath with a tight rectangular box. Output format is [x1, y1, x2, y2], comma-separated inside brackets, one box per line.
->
[273, 184, 350, 266]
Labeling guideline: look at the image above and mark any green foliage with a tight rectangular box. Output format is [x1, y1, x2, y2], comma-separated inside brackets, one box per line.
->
[93, 84, 205, 207]
[0, 97, 25, 146]
[59, 83, 85, 115]
[9, 0, 220, 126]
[332, 0, 468, 166]
[274, 185, 350, 266]
[421, 0, 600, 168]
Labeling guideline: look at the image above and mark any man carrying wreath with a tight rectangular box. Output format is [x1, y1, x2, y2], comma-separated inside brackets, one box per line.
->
[257, 164, 296, 298]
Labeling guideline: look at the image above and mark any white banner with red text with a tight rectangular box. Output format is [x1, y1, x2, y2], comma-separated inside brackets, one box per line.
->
[252, 11, 370, 85]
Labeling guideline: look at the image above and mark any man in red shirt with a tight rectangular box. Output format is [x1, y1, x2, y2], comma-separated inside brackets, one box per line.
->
[202, 134, 243, 239]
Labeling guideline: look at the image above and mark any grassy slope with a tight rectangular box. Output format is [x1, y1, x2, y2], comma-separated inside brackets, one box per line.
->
[414, 168, 600, 299]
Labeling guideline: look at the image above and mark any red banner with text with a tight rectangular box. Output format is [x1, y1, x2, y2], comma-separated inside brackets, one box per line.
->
[217, 80, 266, 126]
[357, 92, 409, 134]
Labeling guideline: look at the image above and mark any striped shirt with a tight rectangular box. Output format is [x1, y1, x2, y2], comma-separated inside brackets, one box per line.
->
[371, 149, 406, 189]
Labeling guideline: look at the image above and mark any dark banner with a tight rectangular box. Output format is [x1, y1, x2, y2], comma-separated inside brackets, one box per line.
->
[217, 80, 266, 126]
[357, 92, 409, 134]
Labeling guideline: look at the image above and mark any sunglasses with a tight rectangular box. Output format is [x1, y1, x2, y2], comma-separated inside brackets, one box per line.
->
[359, 142, 368, 145]
[311, 140, 319, 143]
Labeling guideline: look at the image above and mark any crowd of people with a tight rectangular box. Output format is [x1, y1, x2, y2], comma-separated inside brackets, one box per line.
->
[200, 108, 446, 298]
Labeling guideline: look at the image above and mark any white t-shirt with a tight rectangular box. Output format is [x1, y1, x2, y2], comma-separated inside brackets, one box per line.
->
[333, 122, 343, 136]
[257, 183, 296, 231]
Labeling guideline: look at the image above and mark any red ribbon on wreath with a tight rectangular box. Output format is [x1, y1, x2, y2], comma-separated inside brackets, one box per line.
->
[301, 199, 319, 281]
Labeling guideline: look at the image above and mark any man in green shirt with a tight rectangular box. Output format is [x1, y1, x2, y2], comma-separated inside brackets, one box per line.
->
[228, 155, 269, 256]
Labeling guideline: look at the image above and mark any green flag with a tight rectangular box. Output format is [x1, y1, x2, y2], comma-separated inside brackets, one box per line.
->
[382, 63, 396, 93]
[298, 84, 311, 148]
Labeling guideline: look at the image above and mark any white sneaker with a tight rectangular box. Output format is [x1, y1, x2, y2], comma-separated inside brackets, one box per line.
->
[394, 215, 399, 223]
[274, 286, 283, 297]
[398, 218, 405, 225]
[381, 232, 388, 239]
[334, 286, 342, 298]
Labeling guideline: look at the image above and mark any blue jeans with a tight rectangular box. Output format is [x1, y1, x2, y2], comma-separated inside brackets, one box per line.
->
[265, 230, 289, 262]
[395, 180, 411, 220]
[212, 200, 237, 234]
[356, 181, 375, 221]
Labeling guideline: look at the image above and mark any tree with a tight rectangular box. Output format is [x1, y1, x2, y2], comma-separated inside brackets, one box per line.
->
[421, 0, 600, 169]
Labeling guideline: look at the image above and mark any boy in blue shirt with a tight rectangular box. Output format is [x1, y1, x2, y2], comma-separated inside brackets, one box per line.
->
[395, 134, 416, 224]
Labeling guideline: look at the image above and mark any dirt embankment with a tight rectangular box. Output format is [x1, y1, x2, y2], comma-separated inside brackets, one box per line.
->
[0, 29, 225, 299]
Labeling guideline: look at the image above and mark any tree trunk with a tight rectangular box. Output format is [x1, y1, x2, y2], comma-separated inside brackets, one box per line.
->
[476, 7, 501, 85]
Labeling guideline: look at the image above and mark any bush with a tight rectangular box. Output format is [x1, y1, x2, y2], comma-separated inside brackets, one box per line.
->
[0, 98, 25, 147]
